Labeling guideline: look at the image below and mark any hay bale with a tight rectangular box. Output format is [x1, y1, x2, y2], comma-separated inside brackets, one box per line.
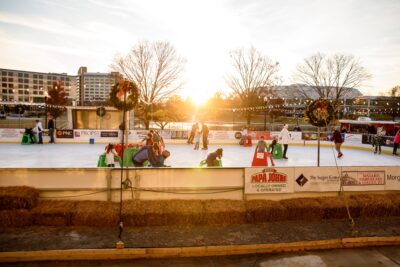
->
[245, 200, 287, 223]
[122, 200, 145, 227]
[350, 194, 395, 218]
[164, 200, 205, 225]
[204, 200, 246, 225]
[317, 196, 359, 219]
[32, 200, 76, 226]
[140, 200, 168, 226]
[0, 210, 33, 227]
[279, 198, 323, 221]
[0, 186, 39, 210]
[386, 193, 400, 216]
[72, 201, 119, 227]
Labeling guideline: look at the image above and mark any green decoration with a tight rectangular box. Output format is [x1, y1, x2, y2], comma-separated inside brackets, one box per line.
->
[305, 99, 334, 127]
[109, 81, 139, 111]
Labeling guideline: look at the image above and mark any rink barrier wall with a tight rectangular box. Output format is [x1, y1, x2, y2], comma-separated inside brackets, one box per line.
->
[0, 166, 399, 201]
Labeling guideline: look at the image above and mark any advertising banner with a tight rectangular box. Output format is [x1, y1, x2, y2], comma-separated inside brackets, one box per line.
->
[248, 131, 271, 140]
[56, 129, 74, 138]
[100, 131, 119, 138]
[294, 167, 341, 192]
[271, 131, 302, 141]
[209, 130, 236, 140]
[0, 128, 21, 140]
[74, 130, 101, 139]
[384, 166, 400, 191]
[244, 167, 294, 194]
[341, 167, 386, 191]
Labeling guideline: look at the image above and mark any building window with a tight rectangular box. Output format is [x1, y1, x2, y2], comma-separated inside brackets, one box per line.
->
[39, 80, 43, 84]
[33, 85, 38, 89]
[24, 73, 29, 78]
[24, 85, 29, 89]
[24, 79, 29, 83]
[8, 84, 13, 88]
[8, 78, 13, 82]
[1, 77, 6, 82]
[39, 75, 43, 79]
[2, 83, 7, 87]
[18, 78, 23, 83]
[8, 72, 13, 76]
[33, 74, 38, 79]
[18, 90, 23, 94]
[2, 89, 7, 93]
[1, 71, 7, 76]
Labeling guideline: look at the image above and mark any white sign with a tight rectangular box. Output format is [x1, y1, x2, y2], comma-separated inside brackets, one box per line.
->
[245, 167, 294, 194]
[294, 167, 341, 192]
[341, 167, 386, 191]
[384, 166, 400, 190]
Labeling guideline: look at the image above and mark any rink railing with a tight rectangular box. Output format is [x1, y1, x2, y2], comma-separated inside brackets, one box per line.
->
[0, 166, 399, 201]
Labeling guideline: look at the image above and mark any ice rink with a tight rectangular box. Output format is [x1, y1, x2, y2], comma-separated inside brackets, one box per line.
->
[0, 143, 398, 168]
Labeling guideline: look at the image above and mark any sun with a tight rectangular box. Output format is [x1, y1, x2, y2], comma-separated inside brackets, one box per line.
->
[184, 90, 211, 106]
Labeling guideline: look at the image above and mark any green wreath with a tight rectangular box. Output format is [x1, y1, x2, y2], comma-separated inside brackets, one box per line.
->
[109, 81, 139, 111]
[305, 99, 334, 127]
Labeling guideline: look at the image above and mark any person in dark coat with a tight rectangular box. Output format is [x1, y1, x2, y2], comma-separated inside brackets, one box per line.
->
[331, 127, 343, 158]
[206, 148, 223, 167]
[48, 115, 55, 143]
[187, 123, 198, 144]
[201, 122, 209, 150]
[132, 144, 170, 167]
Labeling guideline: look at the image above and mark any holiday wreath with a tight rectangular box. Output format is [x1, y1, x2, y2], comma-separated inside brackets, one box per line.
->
[109, 80, 139, 111]
[305, 99, 334, 127]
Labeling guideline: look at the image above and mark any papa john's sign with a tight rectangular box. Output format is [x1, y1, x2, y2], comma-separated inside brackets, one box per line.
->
[245, 168, 294, 194]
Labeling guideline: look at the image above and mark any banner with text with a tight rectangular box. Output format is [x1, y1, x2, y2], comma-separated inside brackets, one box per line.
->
[341, 166, 386, 191]
[384, 166, 400, 190]
[245, 167, 294, 194]
[294, 167, 341, 192]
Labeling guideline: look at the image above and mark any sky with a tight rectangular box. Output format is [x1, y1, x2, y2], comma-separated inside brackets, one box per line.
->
[0, 0, 399, 103]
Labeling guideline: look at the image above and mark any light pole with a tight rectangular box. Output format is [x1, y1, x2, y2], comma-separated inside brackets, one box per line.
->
[232, 109, 236, 130]
[263, 96, 268, 131]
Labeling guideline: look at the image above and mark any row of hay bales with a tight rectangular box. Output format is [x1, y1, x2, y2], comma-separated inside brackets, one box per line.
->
[0, 187, 400, 227]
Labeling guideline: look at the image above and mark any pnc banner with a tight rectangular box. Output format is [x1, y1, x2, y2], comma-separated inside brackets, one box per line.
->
[244, 167, 294, 194]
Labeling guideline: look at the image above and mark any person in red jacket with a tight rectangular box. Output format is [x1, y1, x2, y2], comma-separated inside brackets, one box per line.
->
[331, 127, 343, 158]
[393, 128, 400, 156]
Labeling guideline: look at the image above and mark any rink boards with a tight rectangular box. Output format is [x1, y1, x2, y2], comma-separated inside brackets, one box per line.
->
[0, 166, 399, 201]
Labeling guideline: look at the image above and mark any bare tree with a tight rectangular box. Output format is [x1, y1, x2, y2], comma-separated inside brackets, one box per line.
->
[293, 53, 371, 108]
[226, 47, 281, 124]
[111, 41, 185, 129]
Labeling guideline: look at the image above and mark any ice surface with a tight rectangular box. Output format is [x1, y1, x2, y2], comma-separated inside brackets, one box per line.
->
[0, 143, 398, 168]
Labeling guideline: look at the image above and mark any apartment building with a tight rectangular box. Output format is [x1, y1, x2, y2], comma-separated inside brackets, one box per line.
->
[76, 67, 122, 106]
[0, 68, 77, 104]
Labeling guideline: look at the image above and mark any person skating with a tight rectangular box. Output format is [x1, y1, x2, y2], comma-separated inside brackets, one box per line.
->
[48, 115, 55, 143]
[331, 127, 344, 158]
[393, 128, 400, 155]
[201, 122, 209, 150]
[205, 148, 223, 167]
[187, 123, 198, 144]
[193, 128, 202, 150]
[103, 144, 120, 167]
[34, 120, 43, 144]
[372, 126, 385, 154]
[256, 135, 268, 153]
[279, 124, 291, 159]
[132, 143, 170, 167]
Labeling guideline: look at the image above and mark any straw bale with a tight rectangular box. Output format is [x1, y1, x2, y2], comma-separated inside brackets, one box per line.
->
[203, 200, 246, 225]
[140, 200, 168, 226]
[32, 200, 76, 226]
[317, 196, 359, 219]
[0, 186, 39, 210]
[163, 200, 205, 225]
[122, 200, 145, 227]
[350, 194, 395, 218]
[0, 209, 33, 227]
[245, 200, 287, 223]
[386, 193, 400, 216]
[72, 201, 119, 227]
[279, 198, 323, 221]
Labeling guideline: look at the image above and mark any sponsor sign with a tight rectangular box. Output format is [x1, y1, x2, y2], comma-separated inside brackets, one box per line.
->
[249, 131, 271, 140]
[171, 130, 188, 140]
[0, 128, 20, 138]
[56, 129, 74, 138]
[341, 167, 385, 191]
[385, 166, 400, 190]
[100, 131, 118, 138]
[74, 130, 101, 138]
[209, 131, 234, 140]
[271, 131, 302, 141]
[294, 167, 341, 192]
[245, 167, 294, 194]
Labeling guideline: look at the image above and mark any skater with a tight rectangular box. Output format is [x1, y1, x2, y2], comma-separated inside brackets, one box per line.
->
[279, 124, 291, 159]
[256, 136, 268, 153]
[239, 126, 248, 145]
[270, 135, 278, 155]
[202, 122, 209, 150]
[103, 144, 120, 167]
[372, 126, 385, 154]
[331, 127, 343, 158]
[187, 123, 198, 144]
[25, 128, 36, 143]
[132, 143, 170, 167]
[393, 128, 400, 155]
[194, 127, 202, 150]
[142, 132, 153, 146]
[34, 120, 43, 144]
[48, 115, 55, 143]
[205, 148, 223, 167]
